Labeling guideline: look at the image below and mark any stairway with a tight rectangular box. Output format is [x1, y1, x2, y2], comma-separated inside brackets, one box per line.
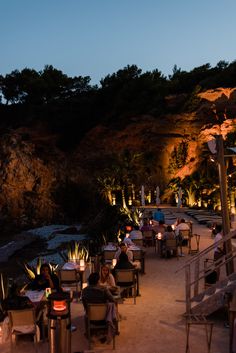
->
[177, 228, 236, 317]
[190, 272, 236, 316]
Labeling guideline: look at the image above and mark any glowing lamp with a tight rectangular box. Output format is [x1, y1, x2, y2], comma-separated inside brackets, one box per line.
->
[80, 259, 85, 267]
[53, 300, 67, 311]
[48, 292, 70, 317]
[112, 259, 117, 267]
[157, 233, 162, 240]
[126, 225, 132, 231]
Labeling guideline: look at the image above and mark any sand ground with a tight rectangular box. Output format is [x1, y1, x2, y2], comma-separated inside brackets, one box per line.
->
[0, 208, 230, 353]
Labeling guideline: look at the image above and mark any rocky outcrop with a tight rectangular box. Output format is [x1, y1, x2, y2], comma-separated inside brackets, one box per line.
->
[0, 88, 236, 230]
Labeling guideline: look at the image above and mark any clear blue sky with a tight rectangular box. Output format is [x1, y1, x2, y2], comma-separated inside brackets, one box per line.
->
[1, 0, 236, 85]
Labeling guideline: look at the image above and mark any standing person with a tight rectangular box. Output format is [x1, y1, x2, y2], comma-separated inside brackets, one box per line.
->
[29, 263, 60, 291]
[153, 208, 165, 223]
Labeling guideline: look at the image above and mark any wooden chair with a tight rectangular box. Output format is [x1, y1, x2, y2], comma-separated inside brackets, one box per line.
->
[86, 303, 116, 350]
[179, 229, 191, 254]
[115, 269, 137, 304]
[142, 230, 154, 247]
[132, 239, 143, 247]
[8, 308, 39, 353]
[102, 250, 117, 264]
[132, 249, 145, 274]
[59, 268, 80, 301]
[163, 239, 179, 259]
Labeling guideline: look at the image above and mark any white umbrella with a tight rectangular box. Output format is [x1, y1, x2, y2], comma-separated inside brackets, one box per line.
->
[156, 186, 160, 206]
[141, 185, 145, 206]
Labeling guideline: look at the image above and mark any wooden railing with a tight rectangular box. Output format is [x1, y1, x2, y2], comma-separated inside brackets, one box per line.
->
[176, 229, 236, 315]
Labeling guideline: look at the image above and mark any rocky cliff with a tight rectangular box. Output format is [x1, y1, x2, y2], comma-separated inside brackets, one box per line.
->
[0, 88, 236, 230]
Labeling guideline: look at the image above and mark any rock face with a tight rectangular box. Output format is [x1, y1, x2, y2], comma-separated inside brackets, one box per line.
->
[0, 88, 236, 229]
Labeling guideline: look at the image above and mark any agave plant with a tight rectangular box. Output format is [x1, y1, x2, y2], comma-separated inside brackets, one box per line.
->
[0, 273, 8, 300]
[23, 257, 41, 281]
[49, 263, 59, 273]
[67, 241, 89, 262]
[23, 257, 58, 282]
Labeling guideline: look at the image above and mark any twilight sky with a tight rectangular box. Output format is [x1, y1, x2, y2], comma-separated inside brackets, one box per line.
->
[1, 0, 236, 85]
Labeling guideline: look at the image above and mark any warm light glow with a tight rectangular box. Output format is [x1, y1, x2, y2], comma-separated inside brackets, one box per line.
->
[112, 259, 117, 267]
[45, 287, 51, 298]
[157, 233, 162, 240]
[112, 195, 116, 205]
[128, 197, 132, 205]
[80, 259, 85, 267]
[53, 300, 67, 311]
[171, 225, 175, 230]
[0, 324, 2, 344]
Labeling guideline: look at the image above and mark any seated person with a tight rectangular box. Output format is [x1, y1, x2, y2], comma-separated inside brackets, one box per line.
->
[82, 272, 114, 310]
[162, 225, 176, 241]
[3, 283, 33, 312]
[114, 252, 135, 270]
[114, 242, 133, 263]
[82, 272, 117, 340]
[129, 225, 143, 240]
[161, 225, 176, 256]
[29, 263, 60, 291]
[175, 218, 190, 238]
[114, 252, 135, 287]
[123, 236, 134, 246]
[99, 265, 118, 294]
[152, 220, 166, 235]
[140, 218, 152, 232]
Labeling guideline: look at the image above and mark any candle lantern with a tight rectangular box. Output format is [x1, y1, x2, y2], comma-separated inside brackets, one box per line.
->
[79, 259, 85, 268]
[112, 259, 117, 267]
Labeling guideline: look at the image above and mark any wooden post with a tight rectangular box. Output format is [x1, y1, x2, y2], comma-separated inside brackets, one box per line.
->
[215, 135, 234, 275]
[185, 264, 191, 315]
[194, 258, 200, 297]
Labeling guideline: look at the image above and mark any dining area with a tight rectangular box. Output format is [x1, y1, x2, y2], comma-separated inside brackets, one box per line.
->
[0, 236, 144, 352]
[0, 205, 231, 353]
[0, 208, 230, 353]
